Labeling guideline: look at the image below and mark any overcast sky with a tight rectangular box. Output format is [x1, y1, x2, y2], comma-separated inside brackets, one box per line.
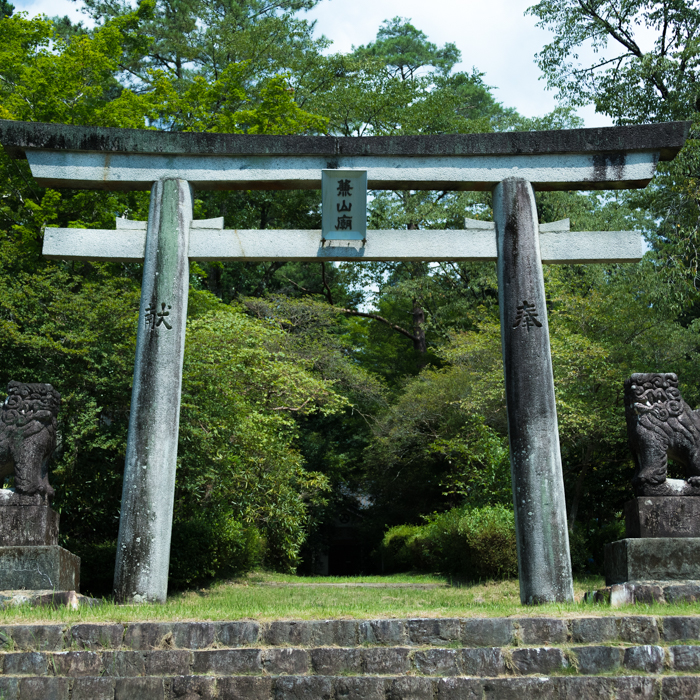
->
[13, 0, 614, 127]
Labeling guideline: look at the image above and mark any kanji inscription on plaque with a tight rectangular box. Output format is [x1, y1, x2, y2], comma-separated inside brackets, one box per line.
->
[322, 169, 367, 241]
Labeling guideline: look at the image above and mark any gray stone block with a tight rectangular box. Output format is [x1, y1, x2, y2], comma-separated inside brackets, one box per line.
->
[461, 618, 514, 646]
[172, 622, 215, 649]
[144, 649, 192, 675]
[123, 623, 173, 649]
[171, 676, 216, 699]
[115, 677, 164, 700]
[262, 648, 309, 675]
[662, 616, 700, 641]
[413, 648, 460, 676]
[558, 677, 614, 700]
[358, 620, 407, 645]
[662, 677, 700, 700]
[18, 678, 69, 700]
[0, 546, 79, 591]
[625, 497, 700, 537]
[0, 501, 59, 546]
[0, 627, 13, 650]
[310, 647, 362, 675]
[624, 645, 665, 672]
[482, 678, 558, 700]
[52, 650, 102, 676]
[619, 617, 660, 644]
[214, 621, 260, 647]
[511, 647, 567, 675]
[274, 676, 332, 700]
[219, 677, 272, 700]
[671, 645, 700, 670]
[363, 647, 410, 674]
[70, 623, 124, 649]
[460, 648, 506, 676]
[407, 618, 460, 645]
[436, 678, 483, 700]
[4, 651, 49, 675]
[571, 617, 618, 643]
[613, 677, 658, 700]
[387, 677, 434, 700]
[309, 620, 357, 647]
[334, 677, 386, 700]
[664, 583, 700, 603]
[101, 650, 146, 677]
[192, 649, 262, 675]
[606, 538, 700, 583]
[0, 678, 18, 700]
[573, 646, 623, 674]
[71, 677, 115, 700]
[264, 622, 313, 646]
[517, 618, 568, 644]
[10, 625, 64, 651]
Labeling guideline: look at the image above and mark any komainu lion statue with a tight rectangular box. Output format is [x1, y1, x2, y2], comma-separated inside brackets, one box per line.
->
[624, 372, 700, 492]
[0, 381, 61, 500]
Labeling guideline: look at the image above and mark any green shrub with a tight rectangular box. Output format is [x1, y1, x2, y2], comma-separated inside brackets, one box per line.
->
[169, 511, 264, 589]
[380, 504, 517, 581]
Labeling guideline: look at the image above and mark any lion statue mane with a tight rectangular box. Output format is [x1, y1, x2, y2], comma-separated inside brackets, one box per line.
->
[624, 372, 700, 493]
[0, 381, 61, 500]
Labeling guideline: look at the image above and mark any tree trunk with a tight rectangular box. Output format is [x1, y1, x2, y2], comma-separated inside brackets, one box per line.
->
[412, 300, 427, 354]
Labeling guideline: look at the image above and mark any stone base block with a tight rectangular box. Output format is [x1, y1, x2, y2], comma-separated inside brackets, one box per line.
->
[0, 546, 80, 591]
[625, 497, 700, 537]
[587, 580, 700, 606]
[0, 589, 100, 609]
[605, 538, 700, 585]
[0, 490, 59, 546]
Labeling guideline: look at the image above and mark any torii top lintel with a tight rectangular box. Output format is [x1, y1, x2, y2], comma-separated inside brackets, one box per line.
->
[0, 119, 691, 193]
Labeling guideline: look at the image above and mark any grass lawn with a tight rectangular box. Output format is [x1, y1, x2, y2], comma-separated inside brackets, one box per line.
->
[1, 572, 699, 623]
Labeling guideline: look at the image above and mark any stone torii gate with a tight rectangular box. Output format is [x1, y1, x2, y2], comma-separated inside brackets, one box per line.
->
[0, 119, 690, 605]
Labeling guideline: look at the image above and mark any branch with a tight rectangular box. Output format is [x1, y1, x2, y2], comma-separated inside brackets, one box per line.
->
[336, 307, 419, 342]
[320, 262, 333, 305]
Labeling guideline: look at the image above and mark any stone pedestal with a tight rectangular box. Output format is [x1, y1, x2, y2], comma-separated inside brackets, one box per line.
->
[625, 497, 700, 538]
[605, 538, 700, 584]
[0, 546, 79, 590]
[0, 490, 59, 546]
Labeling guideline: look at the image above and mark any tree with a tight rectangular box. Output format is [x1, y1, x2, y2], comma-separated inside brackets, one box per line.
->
[0, 0, 13, 19]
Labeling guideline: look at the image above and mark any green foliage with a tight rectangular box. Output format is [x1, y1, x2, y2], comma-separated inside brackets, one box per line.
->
[380, 505, 518, 581]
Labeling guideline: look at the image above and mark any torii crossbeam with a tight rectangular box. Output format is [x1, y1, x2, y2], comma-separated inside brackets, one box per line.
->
[0, 119, 690, 605]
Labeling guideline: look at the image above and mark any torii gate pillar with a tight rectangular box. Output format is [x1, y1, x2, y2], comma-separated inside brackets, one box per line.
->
[495, 178, 573, 603]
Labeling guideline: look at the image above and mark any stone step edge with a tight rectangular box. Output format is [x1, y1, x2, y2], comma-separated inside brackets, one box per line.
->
[1, 645, 698, 677]
[0, 673, 698, 700]
[1, 615, 696, 651]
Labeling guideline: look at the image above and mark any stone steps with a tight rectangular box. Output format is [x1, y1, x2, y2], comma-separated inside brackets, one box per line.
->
[0, 616, 698, 699]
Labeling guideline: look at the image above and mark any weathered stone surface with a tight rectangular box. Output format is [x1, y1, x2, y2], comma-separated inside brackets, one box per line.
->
[623, 645, 665, 672]
[264, 622, 313, 646]
[114, 677, 164, 700]
[124, 623, 173, 649]
[10, 624, 64, 651]
[461, 618, 514, 646]
[517, 618, 568, 644]
[0, 677, 18, 700]
[413, 648, 460, 676]
[619, 616, 660, 644]
[671, 645, 700, 670]
[262, 648, 309, 675]
[436, 677, 483, 700]
[626, 497, 700, 537]
[70, 623, 124, 649]
[0, 501, 59, 546]
[4, 651, 49, 675]
[606, 538, 700, 583]
[558, 677, 615, 700]
[309, 620, 357, 647]
[613, 677, 658, 700]
[214, 621, 259, 647]
[219, 676, 272, 700]
[494, 177, 573, 605]
[0, 546, 79, 591]
[170, 622, 215, 649]
[192, 649, 261, 675]
[363, 647, 411, 675]
[274, 676, 332, 700]
[71, 677, 115, 700]
[52, 651, 102, 676]
[664, 582, 700, 602]
[310, 647, 362, 675]
[407, 618, 460, 645]
[18, 677, 69, 700]
[662, 676, 700, 700]
[511, 647, 567, 675]
[482, 678, 558, 700]
[144, 649, 192, 675]
[571, 617, 618, 643]
[386, 677, 434, 700]
[460, 648, 506, 676]
[334, 677, 386, 700]
[0, 382, 61, 501]
[0, 589, 96, 610]
[358, 620, 407, 645]
[171, 675, 216, 699]
[573, 646, 623, 674]
[113, 179, 193, 604]
[663, 616, 700, 641]
[101, 650, 146, 677]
